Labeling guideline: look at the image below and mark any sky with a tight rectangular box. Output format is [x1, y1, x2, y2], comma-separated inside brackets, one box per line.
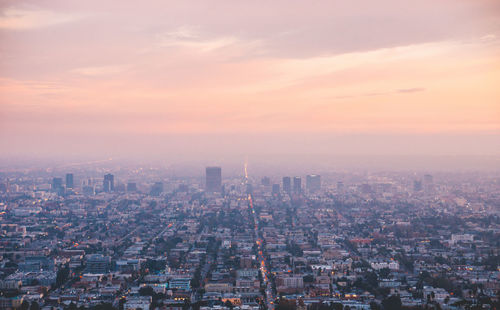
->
[0, 0, 499, 165]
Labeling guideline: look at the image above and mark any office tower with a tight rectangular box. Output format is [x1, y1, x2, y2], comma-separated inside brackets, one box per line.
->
[272, 184, 280, 195]
[283, 177, 291, 194]
[306, 174, 321, 193]
[413, 180, 423, 192]
[52, 177, 63, 192]
[150, 182, 164, 196]
[51, 177, 64, 196]
[293, 176, 302, 194]
[337, 181, 344, 192]
[127, 182, 137, 192]
[423, 174, 434, 192]
[65, 173, 74, 189]
[206, 166, 222, 192]
[261, 177, 271, 186]
[103, 174, 114, 192]
[0, 182, 7, 193]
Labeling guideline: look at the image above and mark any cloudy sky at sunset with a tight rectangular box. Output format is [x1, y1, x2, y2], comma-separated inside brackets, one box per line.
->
[1, 0, 499, 161]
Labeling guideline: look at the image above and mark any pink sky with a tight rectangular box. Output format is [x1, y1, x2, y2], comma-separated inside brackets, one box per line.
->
[0, 0, 499, 159]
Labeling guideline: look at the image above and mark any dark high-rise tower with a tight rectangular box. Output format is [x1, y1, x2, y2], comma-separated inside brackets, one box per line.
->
[282, 177, 291, 194]
[306, 174, 321, 193]
[272, 184, 280, 195]
[293, 176, 302, 194]
[150, 182, 164, 196]
[52, 177, 63, 192]
[127, 182, 137, 192]
[413, 180, 423, 192]
[65, 173, 74, 189]
[423, 174, 434, 192]
[206, 167, 222, 192]
[103, 174, 114, 192]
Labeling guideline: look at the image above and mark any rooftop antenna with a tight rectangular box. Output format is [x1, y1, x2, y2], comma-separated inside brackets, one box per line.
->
[244, 156, 249, 183]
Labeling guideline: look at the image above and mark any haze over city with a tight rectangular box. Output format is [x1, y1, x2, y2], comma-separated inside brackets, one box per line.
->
[0, 0, 499, 168]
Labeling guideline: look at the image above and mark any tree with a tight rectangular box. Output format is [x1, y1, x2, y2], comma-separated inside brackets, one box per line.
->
[365, 271, 378, 288]
[56, 264, 70, 288]
[331, 302, 343, 310]
[310, 302, 330, 310]
[93, 302, 115, 310]
[378, 268, 390, 279]
[30, 301, 40, 310]
[20, 301, 30, 310]
[67, 302, 77, 310]
[139, 286, 154, 296]
[369, 301, 380, 310]
[276, 299, 297, 310]
[303, 274, 314, 283]
[381, 295, 401, 310]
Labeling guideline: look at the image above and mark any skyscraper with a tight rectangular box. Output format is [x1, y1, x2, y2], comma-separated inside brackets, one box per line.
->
[306, 174, 321, 193]
[150, 182, 164, 196]
[103, 174, 114, 192]
[52, 177, 63, 192]
[293, 176, 302, 194]
[423, 174, 434, 192]
[206, 167, 222, 192]
[0, 182, 7, 193]
[272, 184, 280, 195]
[127, 182, 137, 192]
[282, 177, 291, 194]
[413, 180, 423, 192]
[65, 173, 74, 189]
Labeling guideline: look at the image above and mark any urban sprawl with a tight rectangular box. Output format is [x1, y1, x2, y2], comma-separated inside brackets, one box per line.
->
[0, 166, 499, 310]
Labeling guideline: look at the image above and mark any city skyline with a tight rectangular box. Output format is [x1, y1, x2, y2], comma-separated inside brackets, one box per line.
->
[0, 163, 498, 310]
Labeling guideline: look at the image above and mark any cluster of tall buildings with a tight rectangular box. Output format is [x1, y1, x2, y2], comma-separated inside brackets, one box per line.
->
[51, 168, 321, 197]
[47, 172, 170, 196]
[281, 175, 321, 194]
[203, 166, 321, 195]
[51, 173, 74, 195]
[413, 174, 434, 192]
[51, 173, 115, 195]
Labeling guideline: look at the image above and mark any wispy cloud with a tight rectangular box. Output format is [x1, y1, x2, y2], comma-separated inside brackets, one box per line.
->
[397, 88, 426, 93]
[0, 8, 84, 30]
[156, 26, 260, 53]
[71, 65, 130, 77]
